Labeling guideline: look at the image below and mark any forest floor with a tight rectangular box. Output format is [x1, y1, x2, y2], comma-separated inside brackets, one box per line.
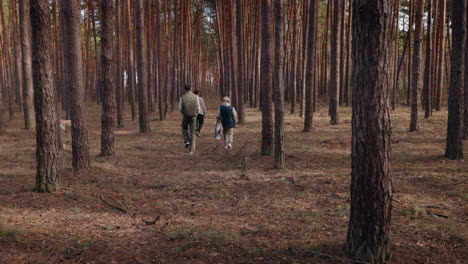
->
[0, 100, 467, 264]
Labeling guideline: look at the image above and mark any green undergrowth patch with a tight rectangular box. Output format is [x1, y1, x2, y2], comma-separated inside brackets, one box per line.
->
[0, 226, 22, 241]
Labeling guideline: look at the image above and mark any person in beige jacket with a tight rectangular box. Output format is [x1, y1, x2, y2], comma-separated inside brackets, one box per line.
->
[179, 85, 200, 154]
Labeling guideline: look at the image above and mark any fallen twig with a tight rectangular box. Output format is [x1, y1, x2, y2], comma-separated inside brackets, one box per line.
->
[99, 195, 134, 217]
[156, 230, 168, 236]
[434, 213, 449, 218]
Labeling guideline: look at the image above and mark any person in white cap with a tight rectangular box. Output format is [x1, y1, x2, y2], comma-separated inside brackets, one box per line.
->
[216, 96, 238, 149]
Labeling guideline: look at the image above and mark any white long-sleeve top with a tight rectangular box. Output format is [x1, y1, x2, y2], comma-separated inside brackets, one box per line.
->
[198, 97, 207, 116]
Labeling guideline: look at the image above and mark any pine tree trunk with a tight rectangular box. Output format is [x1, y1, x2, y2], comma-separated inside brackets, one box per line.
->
[100, 0, 116, 156]
[61, 0, 91, 170]
[273, 0, 284, 169]
[445, 0, 465, 159]
[125, 0, 136, 121]
[312, 2, 319, 113]
[392, 0, 401, 110]
[304, 0, 318, 132]
[19, 0, 35, 130]
[146, 1, 155, 113]
[289, 0, 298, 114]
[299, 0, 309, 118]
[260, 0, 273, 156]
[329, 0, 341, 125]
[91, 0, 100, 104]
[236, 0, 244, 123]
[0, 1, 7, 135]
[344, 0, 352, 107]
[407, 0, 414, 106]
[430, 0, 439, 111]
[409, 0, 424, 132]
[135, 0, 151, 132]
[115, 0, 124, 128]
[155, 0, 164, 121]
[0, 81, 5, 135]
[347, 1, 393, 262]
[0, 40, 7, 135]
[11, 0, 23, 116]
[463, 1, 468, 140]
[338, 0, 346, 107]
[423, 0, 432, 119]
[0, 1, 15, 121]
[30, 0, 61, 193]
[171, 0, 178, 112]
[435, 0, 446, 111]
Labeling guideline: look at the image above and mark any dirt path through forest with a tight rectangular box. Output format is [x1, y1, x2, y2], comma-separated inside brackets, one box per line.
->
[0, 101, 466, 263]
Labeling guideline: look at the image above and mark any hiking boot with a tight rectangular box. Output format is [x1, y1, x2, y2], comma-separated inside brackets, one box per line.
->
[185, 142, 190, 148]
[228, 144, 232, 150]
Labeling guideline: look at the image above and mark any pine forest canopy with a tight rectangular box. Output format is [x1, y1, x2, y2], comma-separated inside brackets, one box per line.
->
[0, 0, 466, 263]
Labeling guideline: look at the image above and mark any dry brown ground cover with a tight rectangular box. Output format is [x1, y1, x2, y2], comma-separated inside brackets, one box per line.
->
[0, 100, 467, 264]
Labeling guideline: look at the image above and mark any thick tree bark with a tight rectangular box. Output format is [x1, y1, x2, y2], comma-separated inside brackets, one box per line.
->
[329, 0, 341, 125]
[30, 0, 61, 193]
[273, 0, 284, 169]
[409, 0, 424, 132]
[19, 0, 35, 130]
[135, 0, 151, 132]
[304, 0, 318, 132]
[260, 0, 273, 156]
[445, 0, 465, 159]
[61, 0, 91, 170]
[347, 0, 393, 262]
[100, 0, 116, 156]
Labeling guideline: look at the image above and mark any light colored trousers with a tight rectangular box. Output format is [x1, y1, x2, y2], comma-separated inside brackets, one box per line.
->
[224, 128, 234, 147]
[182, 116, 197, 151]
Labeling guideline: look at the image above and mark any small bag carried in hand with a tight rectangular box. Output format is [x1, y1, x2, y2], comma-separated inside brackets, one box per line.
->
[214, 120, 223, 140]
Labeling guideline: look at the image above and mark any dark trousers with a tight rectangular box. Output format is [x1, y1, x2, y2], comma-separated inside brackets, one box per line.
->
[196, 114, 205, 132]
